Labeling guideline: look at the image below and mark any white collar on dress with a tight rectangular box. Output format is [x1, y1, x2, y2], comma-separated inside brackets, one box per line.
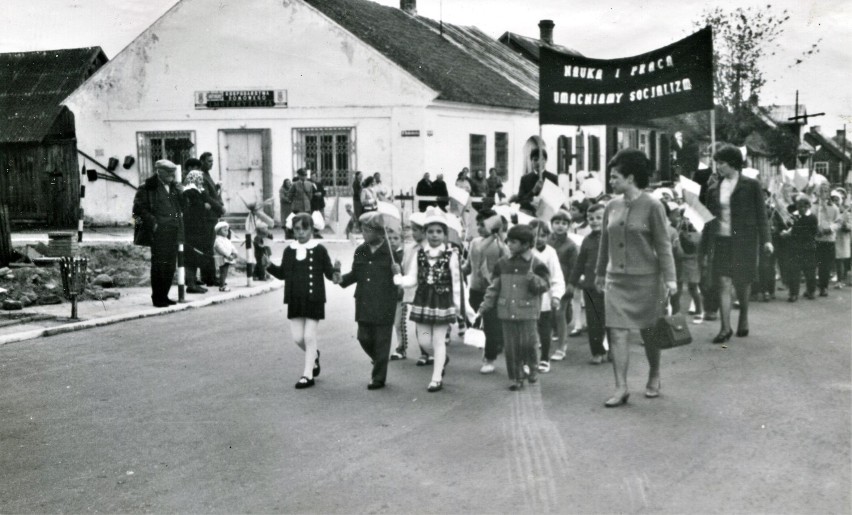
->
[289, 239, 319, 260]
[423, 243, 447, 258]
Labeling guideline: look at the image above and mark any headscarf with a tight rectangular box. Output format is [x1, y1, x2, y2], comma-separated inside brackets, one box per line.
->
[184, 170, 205, 192]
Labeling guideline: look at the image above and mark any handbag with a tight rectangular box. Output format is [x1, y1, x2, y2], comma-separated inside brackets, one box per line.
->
[654, 312, 692, 349]
[463, 316, 486, 349]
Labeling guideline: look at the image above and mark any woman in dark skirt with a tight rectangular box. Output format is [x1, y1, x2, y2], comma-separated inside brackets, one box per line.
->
[267, 213, 339, 389]
[182, 170, 215, 293]
[594, 149, 677, 407]
[705, 144, 772, 343]
[394, 208, 461, 392]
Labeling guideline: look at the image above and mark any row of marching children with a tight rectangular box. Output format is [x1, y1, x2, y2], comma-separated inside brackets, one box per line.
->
[263, 193, 614, 392]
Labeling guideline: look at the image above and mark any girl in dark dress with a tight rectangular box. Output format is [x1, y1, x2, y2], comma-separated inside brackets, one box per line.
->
[267, 213, 340, 389]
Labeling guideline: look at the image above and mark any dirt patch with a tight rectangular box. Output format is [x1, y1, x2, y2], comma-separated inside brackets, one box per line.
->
[0, 243, 153, 308]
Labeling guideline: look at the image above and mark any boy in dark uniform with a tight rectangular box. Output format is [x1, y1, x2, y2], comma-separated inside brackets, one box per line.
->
[335, 212, 399, 389]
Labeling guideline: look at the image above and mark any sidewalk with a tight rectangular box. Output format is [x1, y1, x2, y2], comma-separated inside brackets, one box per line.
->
[0, 280, 284, 346]
[4, 230, 362, 346]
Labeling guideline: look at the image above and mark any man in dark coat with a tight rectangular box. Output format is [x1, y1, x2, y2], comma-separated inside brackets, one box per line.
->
[432, 173, 448, 211]
[335, 212, 399, 389]
[198, 152, 225, 287]
[132, 159, 184, 307]
[517, 148, 558, 215]
[415, 173, 433, 212]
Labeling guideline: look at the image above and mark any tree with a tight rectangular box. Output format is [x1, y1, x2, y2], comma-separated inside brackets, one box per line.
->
[695, 6, 820, 145]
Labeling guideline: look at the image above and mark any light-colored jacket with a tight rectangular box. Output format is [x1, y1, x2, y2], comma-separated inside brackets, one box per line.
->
[532, 244, 565, 312]
[595, 192, 676, 283]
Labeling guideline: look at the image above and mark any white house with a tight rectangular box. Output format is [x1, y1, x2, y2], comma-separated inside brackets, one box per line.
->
[63, 0, 540, 225]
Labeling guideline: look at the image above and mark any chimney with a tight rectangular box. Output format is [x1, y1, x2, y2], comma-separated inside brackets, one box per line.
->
[838, 129, 846, 139]
[400, 0, 416, 15]
[538, 19, 555, 45]
[812, 125, 821, 134]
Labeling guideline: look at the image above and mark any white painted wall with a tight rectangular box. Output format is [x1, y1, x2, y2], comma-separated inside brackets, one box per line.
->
[63, 0, 541, 225]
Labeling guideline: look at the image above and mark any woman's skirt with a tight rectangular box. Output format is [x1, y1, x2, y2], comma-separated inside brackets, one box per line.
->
[409, 287, 456, 325]
[713, 235, 759, 285]
[604, 272, 665, 330]
[287, 299, 325, 320]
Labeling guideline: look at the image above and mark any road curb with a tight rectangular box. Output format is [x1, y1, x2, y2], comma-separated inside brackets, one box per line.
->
[0, 281, 283, 347]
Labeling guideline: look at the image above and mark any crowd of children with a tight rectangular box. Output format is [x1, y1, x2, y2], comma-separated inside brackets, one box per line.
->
[260, 174, 851, 393]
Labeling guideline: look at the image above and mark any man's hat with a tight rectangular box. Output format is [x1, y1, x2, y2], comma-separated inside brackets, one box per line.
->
[154, 159, 177, 171]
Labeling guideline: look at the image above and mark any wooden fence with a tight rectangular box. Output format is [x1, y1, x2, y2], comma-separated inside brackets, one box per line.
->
[0, 141, 80, 228]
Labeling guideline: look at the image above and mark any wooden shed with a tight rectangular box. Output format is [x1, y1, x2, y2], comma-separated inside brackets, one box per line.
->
[0, 47, 107, 228]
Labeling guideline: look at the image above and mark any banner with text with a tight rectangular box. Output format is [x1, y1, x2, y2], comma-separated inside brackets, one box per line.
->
[540, 27, 713, 125]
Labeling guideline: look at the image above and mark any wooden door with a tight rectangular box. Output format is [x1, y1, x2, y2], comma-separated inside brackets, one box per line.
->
[220, 131, 263, 214]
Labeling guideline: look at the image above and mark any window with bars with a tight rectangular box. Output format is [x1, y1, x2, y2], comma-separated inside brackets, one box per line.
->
[495, 132, 508, 178]
[814, 161, 829, 177]
[136, 131, 196, 181]
[293, 127, 355, 195]
[470, 134, 486, 175]
[576, 132, 586, 170]
[557, 136, 573, 174]
[589, 135, 601, 171]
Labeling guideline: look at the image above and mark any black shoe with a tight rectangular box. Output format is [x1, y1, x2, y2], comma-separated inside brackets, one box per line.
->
[819, 288, 828, 297]
[509, 381, 524, 391]
[390, 350, 406, 361]
[427, 381, 442, 392]
[295, 376, 314, 389]
[153, 302, 170, 308]
[313, 350, 321, 378]
[367, 380, 385, 390]
[803, 292, 815, 300]
[712, 329, 733, 344]
[736, 328, 749, 337]
[186, 286, 208, 294]
[415, 355, 433, 367]
[166, 299, 177, 305]
[787, 295, 798, 302]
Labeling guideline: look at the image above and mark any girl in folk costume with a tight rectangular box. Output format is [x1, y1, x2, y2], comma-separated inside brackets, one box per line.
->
[394, 208, 462, 392]
[267, 213, 340, 389]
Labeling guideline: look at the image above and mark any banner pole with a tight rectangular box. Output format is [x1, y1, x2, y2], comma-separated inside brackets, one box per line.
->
[710, 109, 717, 177]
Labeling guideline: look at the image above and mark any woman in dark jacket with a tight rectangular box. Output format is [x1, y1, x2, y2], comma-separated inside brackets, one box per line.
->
[182, 170, 214, 293]
[705, 144, 772, 343]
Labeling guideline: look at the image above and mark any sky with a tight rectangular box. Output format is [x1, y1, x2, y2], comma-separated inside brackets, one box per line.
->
[1, 0, 849, 133]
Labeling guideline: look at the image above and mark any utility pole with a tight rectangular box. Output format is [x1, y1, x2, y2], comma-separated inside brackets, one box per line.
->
[788, 90, 825, 140]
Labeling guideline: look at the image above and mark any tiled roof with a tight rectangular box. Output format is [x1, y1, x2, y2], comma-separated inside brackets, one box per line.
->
[303, 0, 538, 110]
[805, 128, 852, 165]
[498, 31, 583, 64]
[0, 47, 107, 144]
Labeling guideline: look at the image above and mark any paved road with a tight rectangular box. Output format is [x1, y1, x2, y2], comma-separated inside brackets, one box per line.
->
[1, 281, 849, 513]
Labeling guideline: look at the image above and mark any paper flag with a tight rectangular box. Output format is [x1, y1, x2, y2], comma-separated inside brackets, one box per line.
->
[516, 210, 535, 225]
[678, 175, 701, 198]
[536, 179, 567, 219]
[446, 183, 470, 207]
[683, 203, 714, 232]
[793, 169, 810, 191]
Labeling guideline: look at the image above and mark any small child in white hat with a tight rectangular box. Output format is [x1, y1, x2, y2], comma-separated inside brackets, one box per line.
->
[213, 221, 238, 291]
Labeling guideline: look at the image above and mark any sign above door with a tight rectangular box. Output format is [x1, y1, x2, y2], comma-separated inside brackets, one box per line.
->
[195, 90, 288, 109]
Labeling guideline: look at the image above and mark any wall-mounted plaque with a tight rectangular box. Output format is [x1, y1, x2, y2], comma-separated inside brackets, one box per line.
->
[195, 90, 288, 109]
